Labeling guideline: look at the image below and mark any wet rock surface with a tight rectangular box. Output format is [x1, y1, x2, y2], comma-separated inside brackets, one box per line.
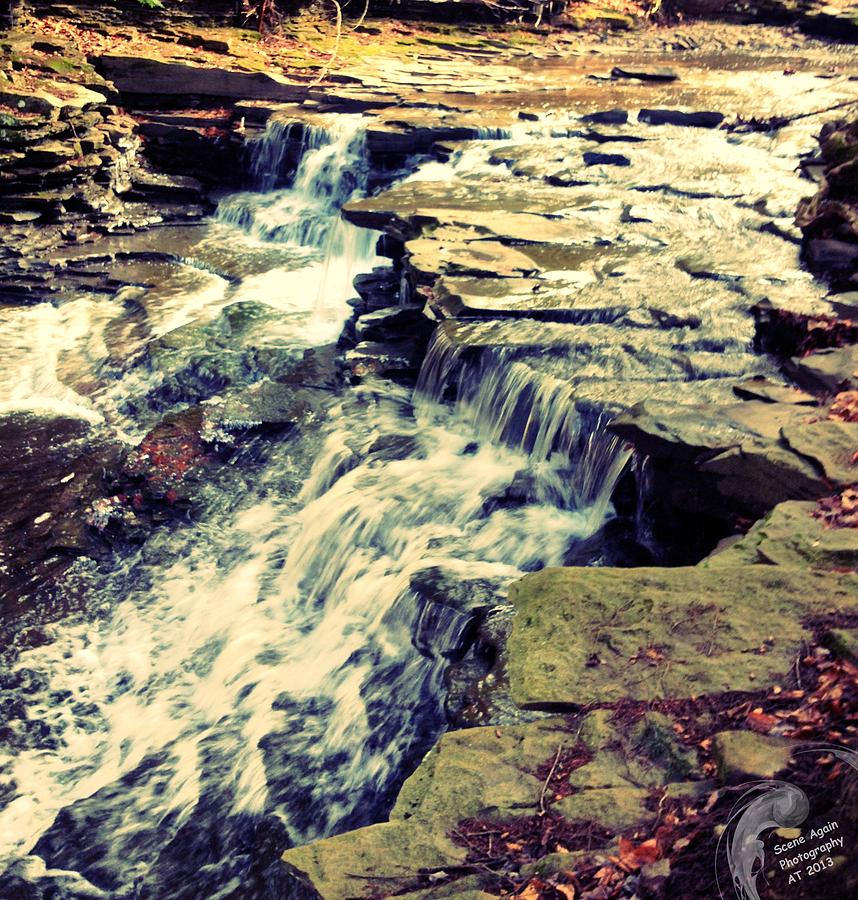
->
[0, 415, 124, 618]
[265, 28, 858, 900]
[507, 565, 858, 707]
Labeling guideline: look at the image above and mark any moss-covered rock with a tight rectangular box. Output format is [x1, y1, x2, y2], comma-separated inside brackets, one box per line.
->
[823, 627, 858, 662]
[712, 730, 795, 782]
[507, 566, 858, 708]
[281, 820, 465, 899]
[703, 500, 858, 569]
[392, 718, 567, 828]
[282, 712, 709, 897]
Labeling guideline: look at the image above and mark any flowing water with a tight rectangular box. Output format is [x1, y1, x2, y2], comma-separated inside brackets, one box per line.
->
[0, 113, 621, 898]
[0, 73, 847, 896]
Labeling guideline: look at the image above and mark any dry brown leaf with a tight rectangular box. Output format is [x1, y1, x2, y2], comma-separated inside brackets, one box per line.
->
[618, 836, 661, 871]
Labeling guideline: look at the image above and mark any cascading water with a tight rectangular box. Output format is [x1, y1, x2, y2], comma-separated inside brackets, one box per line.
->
[416, 323, 632, 521]
[217, 115, 378, 315]
[0, 116, 618, 899]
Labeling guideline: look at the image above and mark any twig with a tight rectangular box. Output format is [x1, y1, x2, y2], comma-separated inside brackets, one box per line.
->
[538, 743, 564, 815]
[727, 97, 858, 133]
[309, 0, 343, 87]
[348, 0, 370, 33]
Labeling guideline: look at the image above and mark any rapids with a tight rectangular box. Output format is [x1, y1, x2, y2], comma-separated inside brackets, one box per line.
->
[0, 113, 618, 898]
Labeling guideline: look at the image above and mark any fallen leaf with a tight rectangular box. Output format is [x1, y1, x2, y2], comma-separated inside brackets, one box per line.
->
[618, 836, 661, 871]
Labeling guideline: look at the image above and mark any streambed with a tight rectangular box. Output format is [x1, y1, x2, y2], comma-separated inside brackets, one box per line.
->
[0, 40, 855, 899]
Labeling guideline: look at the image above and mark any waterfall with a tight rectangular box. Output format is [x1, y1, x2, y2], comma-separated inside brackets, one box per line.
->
[0, 116, 624, 899]
[415, 323, 632, 514]
[217, 114, 379, 311]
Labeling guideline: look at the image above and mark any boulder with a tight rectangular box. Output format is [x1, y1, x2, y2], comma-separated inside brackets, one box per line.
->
[122, 407, 212, 505]
[144, 301, 310, 406]
[405, 236, 540, 283]
[410, 563, 509, 613]
[506, 566, 858, 708]
[554, 7, 635, 29]
[281, 821, 463, 899]
[352, 266, 400, 311]
[342, 179, 578, 239]
[805, 238, 858, 273]
[126, 168, 206, 202]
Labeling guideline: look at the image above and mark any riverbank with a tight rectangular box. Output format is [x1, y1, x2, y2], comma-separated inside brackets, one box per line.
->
[1, 4, 858, 899]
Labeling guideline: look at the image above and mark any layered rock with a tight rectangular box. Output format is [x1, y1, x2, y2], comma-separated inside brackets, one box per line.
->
[609, 398, 858, 517]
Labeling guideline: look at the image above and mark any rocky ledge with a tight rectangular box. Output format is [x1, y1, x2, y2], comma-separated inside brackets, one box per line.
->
[4, 6, 858, 897]
[281, 552, 858, 896]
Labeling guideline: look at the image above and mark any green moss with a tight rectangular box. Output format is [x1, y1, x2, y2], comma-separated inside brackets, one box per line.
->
[507, 566, 858, 708]
[704, 500, 858, 569]
[45, 58, 83, 75]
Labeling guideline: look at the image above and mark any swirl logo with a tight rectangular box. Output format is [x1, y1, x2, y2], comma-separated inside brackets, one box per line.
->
[717, 745, 858, 900]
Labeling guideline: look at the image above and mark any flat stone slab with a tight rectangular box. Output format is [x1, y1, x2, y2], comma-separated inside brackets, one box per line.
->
[786, 344, 858, 394]
[0, 82, 106, 118]
[611, 66, 679, 82]
[428, 274, 639, 324]
[732, 377, 818, 406]
[342, 179, 585, 238]
[95, 55, 308, 102]
[407, 237, 541, 282]
[638, 108, 725, 128]
[583, 150, 631, 167]
[704, 500, 858, 569]
[507, 565, 858, 708]
[281, 820, 465, 899]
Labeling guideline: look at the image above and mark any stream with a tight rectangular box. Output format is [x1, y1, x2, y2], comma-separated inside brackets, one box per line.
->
[0, 52, 853, 898]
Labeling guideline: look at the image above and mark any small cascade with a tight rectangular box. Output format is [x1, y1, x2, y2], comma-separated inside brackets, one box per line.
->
[219, 115, 372, 253]
[415, 324, 631, 513]
[212, 114, 383, 341]
[245, 119, 307, 193]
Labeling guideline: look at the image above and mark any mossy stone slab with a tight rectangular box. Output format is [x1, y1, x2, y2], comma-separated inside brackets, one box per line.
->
[281, 821, 465, 899]
[392, 718, 569, 828]
[703, 500, 858, 569]
[507, 566, 858, 708]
